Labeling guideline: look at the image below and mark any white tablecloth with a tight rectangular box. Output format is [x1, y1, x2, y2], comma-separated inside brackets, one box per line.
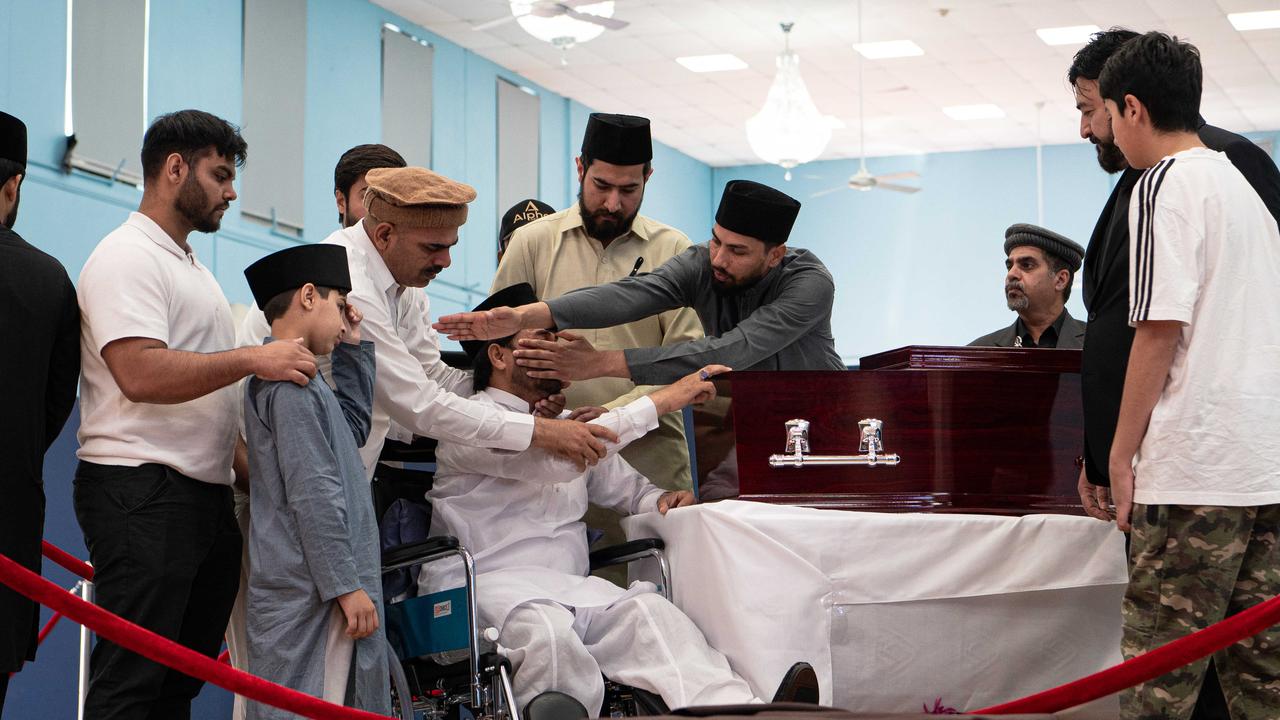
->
[623, 500, 1128, 716]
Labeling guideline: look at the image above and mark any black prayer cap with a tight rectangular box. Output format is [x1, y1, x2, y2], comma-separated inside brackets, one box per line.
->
[244, 245, 352, 309]
[714, 180, 801, 246]
[0, 111, 27, 168]
[460, 283, 539, 361]
[499, 198, 556, 242]
[581, 113, 652, 166]
[1004, 223, 1085, 272]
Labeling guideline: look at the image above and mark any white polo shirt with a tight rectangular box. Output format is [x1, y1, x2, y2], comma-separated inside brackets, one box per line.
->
[1127, 147, 1280, 506]
[77, 212, 239, 485]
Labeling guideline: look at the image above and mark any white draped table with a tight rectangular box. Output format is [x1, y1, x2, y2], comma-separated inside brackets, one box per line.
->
[623, 500, 1127, 716]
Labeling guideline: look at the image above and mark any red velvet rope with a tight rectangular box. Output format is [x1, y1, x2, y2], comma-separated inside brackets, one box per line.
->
[973, 593, 1280, 714]
[42, 540, 94, 581]
[0, 553, 394, 720]
[37, 611, 63, 645]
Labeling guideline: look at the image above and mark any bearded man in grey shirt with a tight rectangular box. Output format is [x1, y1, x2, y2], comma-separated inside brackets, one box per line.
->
[435, 180, 844, 383]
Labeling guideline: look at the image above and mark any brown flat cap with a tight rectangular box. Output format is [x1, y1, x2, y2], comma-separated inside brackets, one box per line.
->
[363, 167, 477, 229]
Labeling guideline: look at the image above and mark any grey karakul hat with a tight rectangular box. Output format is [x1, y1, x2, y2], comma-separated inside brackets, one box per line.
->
[1004, 223, 1085, 272]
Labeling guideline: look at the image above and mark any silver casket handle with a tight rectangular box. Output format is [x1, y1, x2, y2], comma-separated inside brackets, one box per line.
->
[768, 417, 902, 468]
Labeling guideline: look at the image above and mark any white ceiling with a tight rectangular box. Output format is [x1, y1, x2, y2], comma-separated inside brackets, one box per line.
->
[372, 0, 1280, 167]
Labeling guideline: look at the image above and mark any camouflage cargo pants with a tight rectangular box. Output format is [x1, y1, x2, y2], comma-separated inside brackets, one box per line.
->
[1121, 503, 1280, 720]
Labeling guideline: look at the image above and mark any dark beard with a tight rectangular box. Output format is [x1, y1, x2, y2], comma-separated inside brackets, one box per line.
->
[1094, 141, 1128, 174]
[710, 271, 764, 296]
[578, 192, 637, 242]
[176, 174, 224, 233]
[3, 183, 17, 229]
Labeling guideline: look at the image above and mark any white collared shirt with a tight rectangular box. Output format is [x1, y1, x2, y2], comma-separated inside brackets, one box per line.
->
[77, 212, 239, 484]
[429, 388, 663, 578]
[240, 222, 535, 477]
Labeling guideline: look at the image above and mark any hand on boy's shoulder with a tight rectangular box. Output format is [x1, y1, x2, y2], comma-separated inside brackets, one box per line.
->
[254, 338, 317, 386]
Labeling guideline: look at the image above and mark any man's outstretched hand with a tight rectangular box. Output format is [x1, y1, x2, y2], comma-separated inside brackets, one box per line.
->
[649, 365, 731, 415]
[532, 417, 620, 471]
[433, 306, 523, 341]
[513, 331, 612, 382]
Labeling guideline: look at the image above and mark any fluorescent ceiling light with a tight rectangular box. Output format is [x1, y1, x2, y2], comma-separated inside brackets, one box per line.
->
[1035, 24, 1102, 45]
[852, 40, 924, 59]
[944, 104, 1005, 120]
[1229, 10, 1280, 31]
[676, 54, 748, 72]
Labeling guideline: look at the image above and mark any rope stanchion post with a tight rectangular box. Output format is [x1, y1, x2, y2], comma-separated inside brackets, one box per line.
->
[0, 553, 394, 720]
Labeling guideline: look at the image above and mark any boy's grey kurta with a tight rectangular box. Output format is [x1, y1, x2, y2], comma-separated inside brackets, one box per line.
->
[546, 244, 846, 383]
[244, 340, 389, 718]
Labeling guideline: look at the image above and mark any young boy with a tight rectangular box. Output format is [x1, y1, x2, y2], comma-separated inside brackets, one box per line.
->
[1100, 32, 1280, 719]
[241, 244, 389, 718]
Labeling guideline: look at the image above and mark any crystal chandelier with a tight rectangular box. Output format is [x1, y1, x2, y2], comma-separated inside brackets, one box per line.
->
[746, 22, 834, 180]
[510, 1, 616, 50]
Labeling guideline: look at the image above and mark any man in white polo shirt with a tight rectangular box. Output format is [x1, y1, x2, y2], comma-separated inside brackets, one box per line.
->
[74, 110, 317, 719]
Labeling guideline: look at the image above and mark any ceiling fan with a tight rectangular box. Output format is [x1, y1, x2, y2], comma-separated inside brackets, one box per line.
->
[813, 0, 921, 196]
[471, 1, 630, 33]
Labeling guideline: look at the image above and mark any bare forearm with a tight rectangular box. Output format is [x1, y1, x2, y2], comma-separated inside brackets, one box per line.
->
[123, 346, 258, 404]
[1111, 323, 1181, 461]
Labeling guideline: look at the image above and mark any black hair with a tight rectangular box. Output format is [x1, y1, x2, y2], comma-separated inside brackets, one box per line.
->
[471, 334, 517, 391]
[580, 154, 651, 177]
[1068, 28, 1139, 85]
[262, 285, 337, 324]
[140, 110, 247, 181]
[333, 144, 407, 224]
[0, 158, 22, 188]
[1098, 32, 1202, 134]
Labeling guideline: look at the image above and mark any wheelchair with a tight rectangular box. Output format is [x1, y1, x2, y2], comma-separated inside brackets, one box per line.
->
[374, 435, 674, 720]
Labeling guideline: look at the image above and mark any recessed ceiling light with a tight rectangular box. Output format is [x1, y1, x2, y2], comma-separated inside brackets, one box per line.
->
[676, 54, 748, 73]
[852, 40, 925, 59]
[1035, 24, 1102, 46]
[943, 104, 1005, 120]
[1228, 10, 1280, 31]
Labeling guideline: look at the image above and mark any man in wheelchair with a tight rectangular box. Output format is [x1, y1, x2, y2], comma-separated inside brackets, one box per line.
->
[416, 283, 816, 717]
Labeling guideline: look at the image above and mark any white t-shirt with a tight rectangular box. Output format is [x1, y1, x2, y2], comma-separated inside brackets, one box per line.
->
[1127, 147, 1280, 506]
[77, 212, 239, 485]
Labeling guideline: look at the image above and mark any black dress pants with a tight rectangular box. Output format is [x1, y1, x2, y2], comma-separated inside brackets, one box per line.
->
[73, 462, 241, 720]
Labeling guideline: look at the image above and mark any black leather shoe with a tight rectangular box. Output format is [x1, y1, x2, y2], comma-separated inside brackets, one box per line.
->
[771, 661, 820, 705]
[524, 691, 589, 720]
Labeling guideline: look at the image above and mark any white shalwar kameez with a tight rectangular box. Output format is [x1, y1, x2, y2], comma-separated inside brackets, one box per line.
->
[419, 388, 759, 714]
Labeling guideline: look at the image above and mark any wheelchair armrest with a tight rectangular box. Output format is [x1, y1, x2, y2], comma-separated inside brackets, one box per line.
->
[382, 536, 461, 571]
[588, 538, 664, 572]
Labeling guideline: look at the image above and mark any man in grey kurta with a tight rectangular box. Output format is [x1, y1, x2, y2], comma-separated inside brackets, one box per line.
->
[242, 245, 389, 718]
[434, 180, 845, 383]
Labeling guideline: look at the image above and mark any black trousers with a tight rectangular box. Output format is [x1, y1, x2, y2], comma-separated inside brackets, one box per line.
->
[73, 462, 241, 720]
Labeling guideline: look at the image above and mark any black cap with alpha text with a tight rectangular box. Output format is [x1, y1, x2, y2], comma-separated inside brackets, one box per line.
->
[244, 245, 353, 309]
[0, 111, 27, 167]
[581, 113, 652, 166]
[500, 198, 556, 242]
[714, 180, 801, 246]
[460, 283, 540, 361]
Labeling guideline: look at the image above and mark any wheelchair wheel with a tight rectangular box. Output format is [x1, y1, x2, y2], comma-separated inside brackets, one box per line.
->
[387, 639, 416, 720]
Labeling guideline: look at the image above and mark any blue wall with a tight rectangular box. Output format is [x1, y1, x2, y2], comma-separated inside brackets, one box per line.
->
[0, 0, 712, 315]
[713, 131, 1280, 363]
